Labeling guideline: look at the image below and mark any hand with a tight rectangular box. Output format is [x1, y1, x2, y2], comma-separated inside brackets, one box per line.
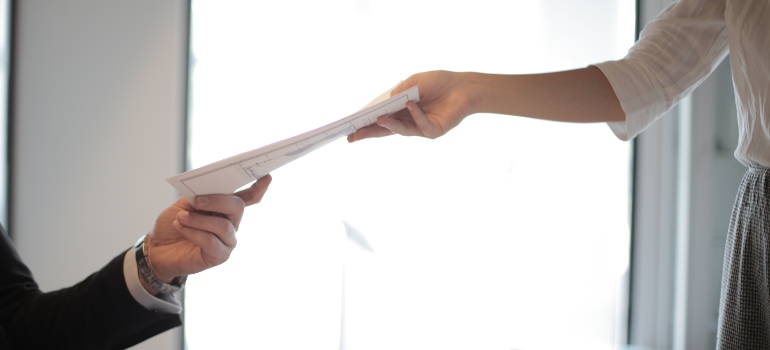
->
[143, 175, 272, 286]
[347, 71, 477, 142]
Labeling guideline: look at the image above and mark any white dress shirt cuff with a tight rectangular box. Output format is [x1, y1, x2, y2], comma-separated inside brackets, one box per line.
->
[122, 248, 183, 314]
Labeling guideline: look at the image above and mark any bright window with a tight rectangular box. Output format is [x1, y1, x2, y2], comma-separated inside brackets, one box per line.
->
[185, 1, 635, 349]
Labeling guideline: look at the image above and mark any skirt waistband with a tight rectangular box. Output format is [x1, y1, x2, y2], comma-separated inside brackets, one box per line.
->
[749, 164, 770, 173]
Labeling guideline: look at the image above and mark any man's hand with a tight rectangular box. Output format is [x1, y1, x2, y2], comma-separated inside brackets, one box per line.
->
[142, 175, 272, 287]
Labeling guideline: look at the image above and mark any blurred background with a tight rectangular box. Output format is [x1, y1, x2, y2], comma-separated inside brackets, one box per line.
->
[2, 1, 743, 349]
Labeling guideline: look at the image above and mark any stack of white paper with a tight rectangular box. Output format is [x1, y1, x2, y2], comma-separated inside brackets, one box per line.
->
[167, 85, 420, 202]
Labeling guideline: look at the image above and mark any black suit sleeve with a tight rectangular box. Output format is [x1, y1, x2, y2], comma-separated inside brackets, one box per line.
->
[0, 226, 182, 350]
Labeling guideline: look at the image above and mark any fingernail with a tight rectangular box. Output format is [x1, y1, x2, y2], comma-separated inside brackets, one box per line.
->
[197, 196, 209, 207]
[179, 210, 189, 223]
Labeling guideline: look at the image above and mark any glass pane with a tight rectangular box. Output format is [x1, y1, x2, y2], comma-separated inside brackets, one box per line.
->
[185, 1, 635, 349]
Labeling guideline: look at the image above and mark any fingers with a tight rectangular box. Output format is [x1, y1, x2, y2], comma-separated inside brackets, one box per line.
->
[173, 211, 235, 266]
[190, 192, 247, 231]
[235, 174, 272, 206]
[348, 103, 431, 142]
[375, 115, 411, 135]
[375, 105, 424, 137]
[373, 102, 440, 138]
[176, 209, 237, 246]
[182, 174, 273, 237]
[391, 74, 420, 95]
[404, 101, 442, 138]
[150, 177, 272, 276]
[347, 124, 394, 142]
[349, 75, 425, 143]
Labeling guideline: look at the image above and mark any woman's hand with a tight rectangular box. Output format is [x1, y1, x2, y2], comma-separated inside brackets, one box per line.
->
[348, 71, 477, 142]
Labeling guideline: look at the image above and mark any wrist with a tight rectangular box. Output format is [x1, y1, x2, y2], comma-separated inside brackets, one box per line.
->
[138, 269, 161, 295]
[458, 71, 486, 116]
[143, 234, 173, 283]
[134, 234, 186, 295]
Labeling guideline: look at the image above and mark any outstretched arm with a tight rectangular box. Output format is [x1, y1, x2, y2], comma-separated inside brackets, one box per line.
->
[347, 67, 624, 142]
[0, 175, 272, 349]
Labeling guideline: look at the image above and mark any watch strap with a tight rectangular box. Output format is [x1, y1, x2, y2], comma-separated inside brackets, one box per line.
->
[135, 234, 186, 294]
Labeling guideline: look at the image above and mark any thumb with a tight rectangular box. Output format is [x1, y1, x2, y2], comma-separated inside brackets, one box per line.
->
[391, 74, 420, 96]
[235, 174, 272, 206]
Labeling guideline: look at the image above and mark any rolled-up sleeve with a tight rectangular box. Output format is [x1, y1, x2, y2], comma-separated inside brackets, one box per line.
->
[594, 0, 729, 141]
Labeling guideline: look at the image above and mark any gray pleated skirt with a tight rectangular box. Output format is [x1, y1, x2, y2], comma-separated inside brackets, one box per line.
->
[718, 164, 770, 349]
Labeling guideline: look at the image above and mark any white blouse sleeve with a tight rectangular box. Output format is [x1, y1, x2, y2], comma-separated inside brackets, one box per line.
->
[594, 0, 729, 140]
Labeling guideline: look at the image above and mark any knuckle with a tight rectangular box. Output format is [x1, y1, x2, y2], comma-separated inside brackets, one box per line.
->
[204, 234, 220, 249]
[218, 219, 233, 234]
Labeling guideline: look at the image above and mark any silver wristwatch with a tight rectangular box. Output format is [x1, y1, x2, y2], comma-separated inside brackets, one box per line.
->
[135, 234, 186, 294]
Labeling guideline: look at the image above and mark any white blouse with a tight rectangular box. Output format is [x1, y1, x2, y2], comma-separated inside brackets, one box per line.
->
[595, 0, 770, 167]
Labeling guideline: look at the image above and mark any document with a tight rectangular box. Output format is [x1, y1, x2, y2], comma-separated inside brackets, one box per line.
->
[167, 85, 420, 202]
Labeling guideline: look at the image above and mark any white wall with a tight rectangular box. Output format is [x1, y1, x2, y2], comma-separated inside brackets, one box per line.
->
[11, 1, 188, 349]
